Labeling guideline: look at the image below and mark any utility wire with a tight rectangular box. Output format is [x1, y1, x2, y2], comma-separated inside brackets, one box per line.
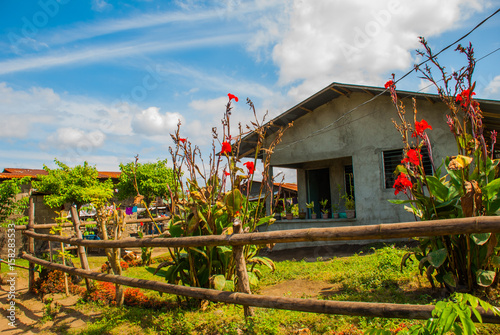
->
[274, 8, 500, 152]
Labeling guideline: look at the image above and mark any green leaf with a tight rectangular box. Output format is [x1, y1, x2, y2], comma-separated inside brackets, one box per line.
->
[248, 271, 259, 286]
[169, 223, 184, 237]
[491, 255, 500, 268]
[428, 248, 447, 268]
[476, 270, 496, 287]
[443, 272, 456, 287]
[426, 176, 450, 201]
[470, 233, 491, 246]
[213, 274, 226, 291]
[483, 178, 500, 200]
[388, 199, 416, 204]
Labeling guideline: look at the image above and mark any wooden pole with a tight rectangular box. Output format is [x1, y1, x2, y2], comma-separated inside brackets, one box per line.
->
[23, 216, 500, 249]
[232, 219, 254, 318]
[27, 196, 35, 291]
[20, 252, 500, 324]
[59, 227, 70, 296]
[70, 206, 93, 291]
[48, 241, 53, 262]
[14, 216, 170, 231]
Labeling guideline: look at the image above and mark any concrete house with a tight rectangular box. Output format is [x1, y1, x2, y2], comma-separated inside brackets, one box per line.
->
[240, 83, 500, 249]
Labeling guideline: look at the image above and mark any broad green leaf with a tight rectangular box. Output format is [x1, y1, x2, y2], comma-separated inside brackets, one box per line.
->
[491, 255, 500, 268]
[388, 199, 416, 204]
[426, 176, 450, 201]
[213, 274, 226, 291]
[483, 178, 500, 200]
[470, 233, 491, 246]
[248, 271, 259, 286]
[169, 223, 184, 237]
[476, 269, 496, 287]
[224, 189, 244, 215]
[428, 248, 447, 268]
[256, 215, 276, 227]
[443, 272, 456, 287]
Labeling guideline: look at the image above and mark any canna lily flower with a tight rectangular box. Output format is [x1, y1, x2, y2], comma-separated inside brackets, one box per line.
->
[393, 173, 413, 195]
[243, 161, 255, 174]
[179, 138, 187, 143]
[401, 148, 421, 166]
[384, 80, 395, 89]
[221, 141, 232, 155]
[412, 119, 432, 138]
[228, 93, 239, 102]
[224, 170, 230, 176]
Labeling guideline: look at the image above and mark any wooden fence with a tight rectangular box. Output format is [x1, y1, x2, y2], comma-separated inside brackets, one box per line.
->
[19, 201, 500, 323]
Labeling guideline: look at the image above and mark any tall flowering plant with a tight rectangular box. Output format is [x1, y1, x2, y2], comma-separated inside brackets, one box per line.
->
[389, 39, 500, 292]
[157, 93, 291, 292]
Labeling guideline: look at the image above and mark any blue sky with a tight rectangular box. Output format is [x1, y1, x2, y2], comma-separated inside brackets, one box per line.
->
[0, 0, 499, 178]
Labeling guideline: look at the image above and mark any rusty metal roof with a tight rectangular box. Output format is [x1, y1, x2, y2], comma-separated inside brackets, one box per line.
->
[0, 168, 121, 180]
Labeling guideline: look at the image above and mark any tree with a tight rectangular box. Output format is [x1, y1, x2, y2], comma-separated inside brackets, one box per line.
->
[117, 159, 176, 207]
[32, 159, 114, 210]
[0, 176, 31, 226]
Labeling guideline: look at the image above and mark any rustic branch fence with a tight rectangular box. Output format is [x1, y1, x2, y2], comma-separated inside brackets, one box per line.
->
[18, 199, 500, 323]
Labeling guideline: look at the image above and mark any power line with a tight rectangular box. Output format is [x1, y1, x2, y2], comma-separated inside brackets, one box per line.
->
[274, 8, 500, 152]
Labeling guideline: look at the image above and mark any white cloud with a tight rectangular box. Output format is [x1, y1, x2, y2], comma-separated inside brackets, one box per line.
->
[484, 75, 500, 98]
[266, 0, 488, 100]
[91, 0, 113, 12]
[45, 128, 106, 149]
[132, 107, 185, 135]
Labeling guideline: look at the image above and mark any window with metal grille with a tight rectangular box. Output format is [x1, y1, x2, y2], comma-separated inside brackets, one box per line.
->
[383, 147, 433, 189]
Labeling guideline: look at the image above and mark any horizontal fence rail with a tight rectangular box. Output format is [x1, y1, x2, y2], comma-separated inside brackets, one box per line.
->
[14, 216, 170, 231]
[20, 253, 500, 323]
[22, 216, 500, 249]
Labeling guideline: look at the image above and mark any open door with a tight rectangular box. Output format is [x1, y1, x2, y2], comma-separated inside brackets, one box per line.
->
[307, 168, 331, 217]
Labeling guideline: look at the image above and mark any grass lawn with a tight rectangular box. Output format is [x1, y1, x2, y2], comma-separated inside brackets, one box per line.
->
[5, 244, 500, 334]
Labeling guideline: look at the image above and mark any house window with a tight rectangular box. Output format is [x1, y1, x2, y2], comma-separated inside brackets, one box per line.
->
[383, 147, 433, 189]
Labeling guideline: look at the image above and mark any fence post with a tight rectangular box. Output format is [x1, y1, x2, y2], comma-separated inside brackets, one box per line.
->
[232, 218, 254, 318]
[27, 195, 35, 291]
[70, 205, 93, 291]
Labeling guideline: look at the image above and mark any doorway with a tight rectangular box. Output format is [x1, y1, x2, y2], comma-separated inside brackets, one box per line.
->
[307, 168, 331, 217]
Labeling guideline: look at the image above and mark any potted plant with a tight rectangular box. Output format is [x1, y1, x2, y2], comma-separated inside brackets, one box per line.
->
[299, 208, 306, 219]
[319, 199, 329, 219]
[306, 201, 316, 219]
[342, 193, 355, 218]
[332, 202, 340, 219]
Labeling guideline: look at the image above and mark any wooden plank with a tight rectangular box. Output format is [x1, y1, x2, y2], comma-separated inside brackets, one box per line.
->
[70, 206, 93, 291]
[23, 216, 500, 249]
[14, 216, 170, 231]
[27, 196, 35, 291]
[20, 252, 500, 323]
[232, 219, 254, 317]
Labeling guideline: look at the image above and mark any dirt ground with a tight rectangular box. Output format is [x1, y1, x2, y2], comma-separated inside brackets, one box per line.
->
[0, 244, 378, 334]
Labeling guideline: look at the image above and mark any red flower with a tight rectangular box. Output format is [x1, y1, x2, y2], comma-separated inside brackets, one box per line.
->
[244, 161, 255, 174]
[224, 170, 230, 176]
[179, 138, 187, 143]
[384, 80, 395, 89]
[221, 141, 232, 155]
[228, 93, 239, 102]
[140, 222, 143, 226]
[412, 119, 432, 138]
[393, 173, 413, 195]
[456, 89, 476, 108]
[402, 148, 420, 166]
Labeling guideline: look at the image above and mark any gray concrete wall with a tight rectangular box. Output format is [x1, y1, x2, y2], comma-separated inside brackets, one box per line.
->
[267, 91, 456, 232]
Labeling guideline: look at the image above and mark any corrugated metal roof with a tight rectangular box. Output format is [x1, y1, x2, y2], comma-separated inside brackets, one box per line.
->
[0, 168, 121, 180]
[239, 82, 500, 158]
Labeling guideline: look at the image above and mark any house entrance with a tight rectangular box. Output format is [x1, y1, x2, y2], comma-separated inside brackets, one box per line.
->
[307, 168, 331, 217]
